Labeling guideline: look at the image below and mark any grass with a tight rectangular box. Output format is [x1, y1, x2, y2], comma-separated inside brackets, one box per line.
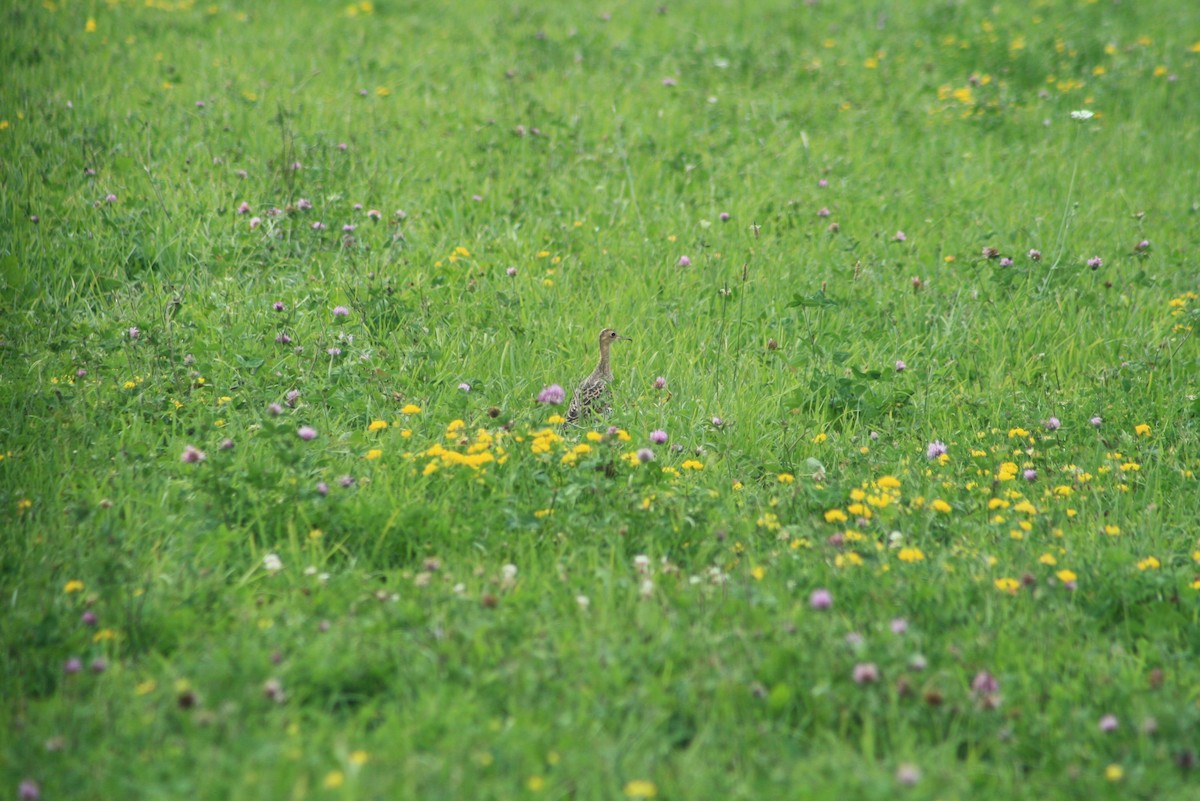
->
[2, 0, 1200, 798]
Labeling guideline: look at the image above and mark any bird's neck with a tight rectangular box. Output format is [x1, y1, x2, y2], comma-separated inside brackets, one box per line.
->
[594, 341, 612, 379]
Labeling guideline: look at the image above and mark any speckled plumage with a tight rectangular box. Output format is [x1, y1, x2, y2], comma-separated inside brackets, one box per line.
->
[564, 328, 629, 427]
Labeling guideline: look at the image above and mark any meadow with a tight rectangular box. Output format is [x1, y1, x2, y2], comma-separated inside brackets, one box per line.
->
[2, 0, 1200, 798]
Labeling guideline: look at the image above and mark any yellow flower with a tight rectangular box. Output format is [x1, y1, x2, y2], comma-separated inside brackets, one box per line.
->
[93, 628, 117, 642]
[64, 580, 85, 593]
[547, 414, 566, 425]
[681, 460, 703, 470]
[777, 472, 795, 483]
[1007, 427, 1029, 439]
[375, 86, 390, 96]
[365, 449, 383, 461]
[135, 679, 157, 696]
[323, 770, 345, 789]
[123, 380, 137, 390]
[1104, 764, 1123, 782]
[1056, 569, 1077, 583]
[812, 433, 828, 444]
[897, 547, 925, 563]
[751, 566, 765, 581]
[586, 431, 604, 442]
[527, 776, 545, 792]
[624, 780, 658, 799]
[931, 499, 952, 514]
[1104, 524, 1121, 536]
[824, 509, 848, 523]
[368, 420, 388, 432]
[400, 404, 421, 414]
[1136, 556, 1160, 571]
[1039, 553, 1057, 566]
[994, 577, 1019, 594]
[1135, 423, 1151, 436]
[86, 17, 97, 32]
[349, 750, 369, 766]
[877, 475, 901, 489]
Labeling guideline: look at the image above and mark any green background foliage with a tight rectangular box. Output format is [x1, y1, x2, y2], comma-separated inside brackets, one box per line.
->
[2, 0, 1199, 798]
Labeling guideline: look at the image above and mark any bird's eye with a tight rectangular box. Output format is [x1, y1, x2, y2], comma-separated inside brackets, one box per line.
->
[610, 332, 618, 338]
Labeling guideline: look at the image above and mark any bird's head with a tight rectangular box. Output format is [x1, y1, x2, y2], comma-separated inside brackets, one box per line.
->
[599, 327, 631, 346]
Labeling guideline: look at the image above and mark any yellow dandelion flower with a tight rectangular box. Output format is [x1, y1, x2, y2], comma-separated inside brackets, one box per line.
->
[365, 449, 383, 461]
[751, 566, 765, 580]
[323, 770, 345, 789]
[1136, 556, 1160, 571]
[400, 404, 422, 414]
[135, 679, 157, 696]
[877, 475, 901, 489]
[778, 472, 795, 483]
[994, 577, 1019, 594]
[1104, 524, 1121, 536]
[86, 18, 97, 32]
[64, 580, 85, 593]
[897, 547, 925, 563]
[812, 432, 828, 444]
[1038, 553, 1057, 566]
[1056, 569, 1077, 583]
[931, 499, 952, 514]
[624, 780, 658, 799]
[349, 750, 369, 766]
[368, 420, 388, 432]
[1134, 423, 1151, 436]
[1104, 764, 1123, 782]
[527, 776, 546, 792]
[547, 415, 566, 425]
[824, 508, 848, 523]
[681, 460, 703, 470]
[586, 431, 604, 442]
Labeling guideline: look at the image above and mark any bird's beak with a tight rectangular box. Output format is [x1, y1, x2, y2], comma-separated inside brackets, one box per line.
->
[619, 335, 632, 342]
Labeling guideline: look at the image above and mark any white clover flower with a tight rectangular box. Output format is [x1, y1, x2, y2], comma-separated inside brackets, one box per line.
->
[1070, 109, 1094, 120]
[263, 553, 283, 574]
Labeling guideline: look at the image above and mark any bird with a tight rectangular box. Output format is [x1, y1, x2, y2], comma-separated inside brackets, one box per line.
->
[564, 327, 630, 427]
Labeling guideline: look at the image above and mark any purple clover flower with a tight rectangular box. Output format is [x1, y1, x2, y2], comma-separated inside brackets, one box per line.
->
[537, 385, 565, 405]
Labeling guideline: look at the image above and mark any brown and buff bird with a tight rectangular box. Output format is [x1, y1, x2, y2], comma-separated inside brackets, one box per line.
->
[564, 327, 630, 427]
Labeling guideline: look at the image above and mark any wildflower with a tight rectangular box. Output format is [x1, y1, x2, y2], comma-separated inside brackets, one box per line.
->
[931, 499, 952, 513]
[297, 426, 317, 441]
[1070, 109, 1095, 120]
[972, 670, 999, 695]
[237, 201, 251, 214]
[64, 657, 82, 674]
[890, 618, 908, 634]
[401, 404, 422, 414]
[650, 429, 668, 444]
[342, 224, 356, 233]
[64, 580, 85, 593]
[90, 658, 107, 674]
[778, 473, 795, 483]
[925, 440, 947, 460]
[624, 780, 658, 798]
[982, 246, 1000, 259]
[893, 230, 907, 242]
[1090, 416, 1103, 427]
[365, 449, 382, 461]
[311, 221, 325, 230]
[1135, 423, 1151, 436]
[719, 212, 731, 222]
[711, 416, 724, 428]
[339, 475, 355, 488]
[458, 382, 471, 392]
[1099, 714, 1118, 732]
[333, 305, 350, 317]
[852, 662, 880, 684]
[323, 771, 344, 789]
[661, 77, 677, 86]
[809, 589, 833, 610]
[677, 255, 691, 267]
[1087, 257, 1103, 269]
[105, 193, 117, 203]
[529, 384, 568, 409]
[1135, 239, 1150, 252]
[1028, 248, 1042, 261]
[576, 595, 590, 609]
[681, 460, 703, 470]
[249, 216, 262, 230]
[895, 360, 906, 372]
[368, 420, 388, 432]
[81, 610, 97, 626]
[817, 207, 831, 217]
[367, 209, 381, 221]
[316, 482, 329, 496]
[1045, 416, 1061, 431]
[274, 333, 291, 344]
[1105, 764, 1123, 782]
[220, 438, 234, 451]
[636, 448, 654, 463]
[267, 403, 283, 417]
[994, 577, 1019, 593]
[127, 326, 140, 340]
[263, 553, 283, 573]
[999, 257, 1013, 267]
[654, 376, 667, 389]
[180, 444, 206, 463]
[1137, 556, 1160, 571]
[506, 267, 517, 276]
[895, 764, 921, 786]
[326, 347, 342, 357]
[897, 547, 925, 562]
